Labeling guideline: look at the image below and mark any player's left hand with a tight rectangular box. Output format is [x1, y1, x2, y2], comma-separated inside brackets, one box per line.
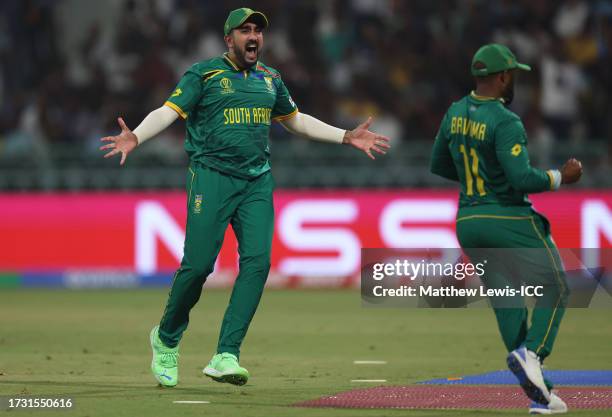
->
[343, 117, 391, 160]
[560, 157, 583, 185]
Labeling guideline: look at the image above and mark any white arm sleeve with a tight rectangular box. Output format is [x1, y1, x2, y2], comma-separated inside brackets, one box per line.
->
[279, 112, 345, 144]
[133, 105, 180, 145]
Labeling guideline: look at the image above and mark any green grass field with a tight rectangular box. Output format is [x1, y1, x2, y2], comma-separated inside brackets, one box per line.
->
[0, 289, 610, 417]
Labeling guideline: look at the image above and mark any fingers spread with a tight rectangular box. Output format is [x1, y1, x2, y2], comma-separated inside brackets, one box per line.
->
[372, 146, 387, 155]
[375, 138, 391, 149]
[103, 149, 119, 159]
[100, 136, 115, 142]
[99, 143, 115, 151]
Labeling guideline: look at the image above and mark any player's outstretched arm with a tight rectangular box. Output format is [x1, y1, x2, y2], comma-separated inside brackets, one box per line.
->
[280, 113, 390, 160]
[100, 106, 179, 165]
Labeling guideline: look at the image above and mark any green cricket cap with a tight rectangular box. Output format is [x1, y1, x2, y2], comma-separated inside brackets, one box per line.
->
[471, 44, 531, 76]
[224, 8, 269, 35]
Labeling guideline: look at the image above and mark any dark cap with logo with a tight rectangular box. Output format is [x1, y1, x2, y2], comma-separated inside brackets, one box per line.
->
[471, 44, 531, 76]
[224, 8, 269, 35]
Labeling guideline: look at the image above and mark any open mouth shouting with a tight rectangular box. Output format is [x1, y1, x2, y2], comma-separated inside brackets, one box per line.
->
[245, 42, 258, 62]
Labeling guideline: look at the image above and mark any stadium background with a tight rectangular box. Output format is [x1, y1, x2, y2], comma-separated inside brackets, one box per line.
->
[1, 0, 611, 286]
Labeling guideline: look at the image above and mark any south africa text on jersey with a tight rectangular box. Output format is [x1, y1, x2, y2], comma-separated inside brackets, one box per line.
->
[450, 116, 487, 140]
[224, 107, 272, 125]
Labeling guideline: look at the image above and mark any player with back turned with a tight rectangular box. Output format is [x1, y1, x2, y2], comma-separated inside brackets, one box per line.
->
[430, 44, 582, 414]
[100, 8, 389, 388]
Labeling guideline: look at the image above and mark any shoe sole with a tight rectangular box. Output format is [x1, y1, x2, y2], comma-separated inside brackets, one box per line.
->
[150, 327, 177, 388]
[507, 352, 549, 405]
[529, 407, 567, 415]
[203, 367, 248, 386]
[530, 394, 568, 415]
[529, 407, 553, 415]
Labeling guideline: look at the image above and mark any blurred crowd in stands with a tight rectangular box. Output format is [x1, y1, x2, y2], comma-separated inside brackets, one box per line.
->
[0, 0, 611, 169]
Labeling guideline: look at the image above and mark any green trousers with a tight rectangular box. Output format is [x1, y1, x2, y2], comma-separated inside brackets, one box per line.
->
[158, 164, 274, 358]
[456, 205, 569, 360]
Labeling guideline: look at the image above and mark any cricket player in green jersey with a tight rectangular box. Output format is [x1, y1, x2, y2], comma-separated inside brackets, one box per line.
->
[430, 44, 582, 414]
[100, 8, 390, 387]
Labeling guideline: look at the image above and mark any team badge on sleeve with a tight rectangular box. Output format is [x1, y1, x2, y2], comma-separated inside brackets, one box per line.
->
[264, 77, 274, 93]
[511, 144, 522, 156]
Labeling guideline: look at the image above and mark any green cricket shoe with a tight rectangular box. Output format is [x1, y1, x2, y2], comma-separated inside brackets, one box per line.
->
[149, 325, 179, 387]
[203, 353, 249, 386]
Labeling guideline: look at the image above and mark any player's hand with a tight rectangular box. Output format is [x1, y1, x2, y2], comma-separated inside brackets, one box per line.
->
[99, 117, 138, 166]
[560, 158, 583, 185]
[343, 117, 391, 160]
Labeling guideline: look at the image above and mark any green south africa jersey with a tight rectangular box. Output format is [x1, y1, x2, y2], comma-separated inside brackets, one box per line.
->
[164, 53, 298, 179]
[430, 92, 555, 208]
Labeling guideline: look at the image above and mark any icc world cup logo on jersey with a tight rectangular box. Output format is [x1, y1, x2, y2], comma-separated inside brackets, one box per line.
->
[220, 77, 234, 94]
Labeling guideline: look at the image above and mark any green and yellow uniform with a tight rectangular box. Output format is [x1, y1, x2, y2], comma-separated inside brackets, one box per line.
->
[431, 92, 556, 207]
[158, 52, 297, 358]
[430, 45, 568, 364]
[164, 54, 297, 179]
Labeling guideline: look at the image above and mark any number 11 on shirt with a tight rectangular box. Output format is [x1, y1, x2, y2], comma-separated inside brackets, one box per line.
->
[459, 144, 486, 196]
